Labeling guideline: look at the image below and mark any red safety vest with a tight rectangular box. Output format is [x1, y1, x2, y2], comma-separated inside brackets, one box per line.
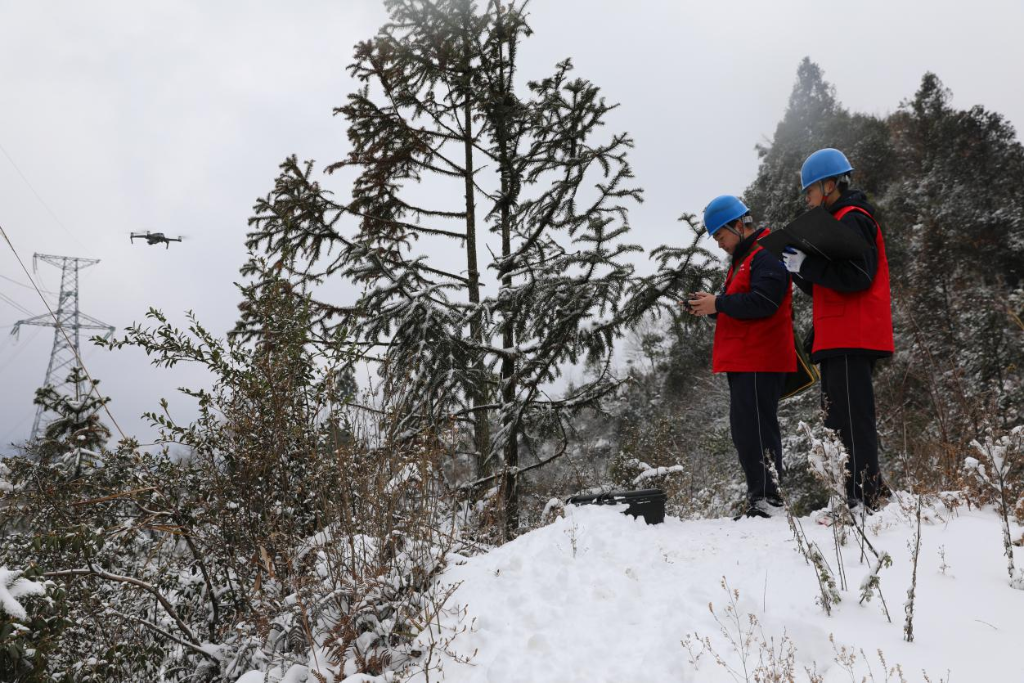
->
[712, 237, 796, 373]
[811, 206, 895, 354]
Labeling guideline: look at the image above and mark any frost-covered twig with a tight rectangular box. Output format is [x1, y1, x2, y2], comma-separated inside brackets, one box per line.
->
[801, 422, 893, 620]
[828, 637, 909, 683]
[106, 607, 221, 663]
[800, 421, 853, 582]
[964, 426, 1024, 589]
[684, 579, 798, 682]
[769, 463, 840, 615]
[904, 493, 923, 642]
[45, 565, 214, 658]
[859, 551, 893, 623]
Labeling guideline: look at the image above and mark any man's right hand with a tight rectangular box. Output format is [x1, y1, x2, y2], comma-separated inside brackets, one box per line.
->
[686, 292, 717, 316]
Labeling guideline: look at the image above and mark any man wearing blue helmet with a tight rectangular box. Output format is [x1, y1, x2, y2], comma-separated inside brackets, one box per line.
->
[688, 195, 796, 519]
[782, 148, 894, 510]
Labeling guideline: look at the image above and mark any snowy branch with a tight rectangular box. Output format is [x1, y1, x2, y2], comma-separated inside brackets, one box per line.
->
[45, 566, 206, 651]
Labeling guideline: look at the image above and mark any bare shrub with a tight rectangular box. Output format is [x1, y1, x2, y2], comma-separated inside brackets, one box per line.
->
[802, 422, 893, 623]
[963, 426, 1024, 589]
[0, 272, 477, 681]
[682, 578, 798, 683]
[769, 463, 841, 616]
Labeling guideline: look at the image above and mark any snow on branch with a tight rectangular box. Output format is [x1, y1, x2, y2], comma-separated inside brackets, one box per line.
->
[0, 568, 46, 621]
[632, 464, 686, 485]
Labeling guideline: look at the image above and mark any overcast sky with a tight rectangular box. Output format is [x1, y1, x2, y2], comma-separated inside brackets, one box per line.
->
[2, 0, 1022, 453]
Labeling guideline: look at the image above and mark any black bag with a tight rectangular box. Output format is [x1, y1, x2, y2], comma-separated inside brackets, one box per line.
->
[566, 489, 666, 525]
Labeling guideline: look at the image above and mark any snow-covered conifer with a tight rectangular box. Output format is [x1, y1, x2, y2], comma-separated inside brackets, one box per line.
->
[243, 0, 670, 537]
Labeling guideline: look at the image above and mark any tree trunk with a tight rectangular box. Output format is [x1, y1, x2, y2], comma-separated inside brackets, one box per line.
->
[495, 121, 518, 539]
[463, 92, 491, 477]
[489, 10, 520, 540]
[499, 191, 518, 540]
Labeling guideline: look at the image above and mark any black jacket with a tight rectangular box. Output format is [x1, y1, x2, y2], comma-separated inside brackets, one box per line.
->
[715, 228, 790, 320]
[792, 190, 891, 361]
[792, 190, 878, 296]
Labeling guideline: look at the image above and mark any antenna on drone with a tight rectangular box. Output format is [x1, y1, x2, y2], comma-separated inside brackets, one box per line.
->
[12, 253, 115, 442]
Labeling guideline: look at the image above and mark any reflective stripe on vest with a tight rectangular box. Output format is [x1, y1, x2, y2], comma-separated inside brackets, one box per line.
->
[712, 237, 797, 373]
[811, 206, 895, 354]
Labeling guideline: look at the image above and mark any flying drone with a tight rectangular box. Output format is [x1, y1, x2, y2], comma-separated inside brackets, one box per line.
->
[130, 231, 183, 248]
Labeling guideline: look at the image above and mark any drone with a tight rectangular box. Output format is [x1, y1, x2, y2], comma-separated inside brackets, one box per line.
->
[130, 232, 183, 248]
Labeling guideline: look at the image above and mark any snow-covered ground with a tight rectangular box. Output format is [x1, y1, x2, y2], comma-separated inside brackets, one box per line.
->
[407, 501, 1024, 682]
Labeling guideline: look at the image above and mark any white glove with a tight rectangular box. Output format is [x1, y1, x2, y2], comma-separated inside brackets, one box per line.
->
[782, 247, 807, 274]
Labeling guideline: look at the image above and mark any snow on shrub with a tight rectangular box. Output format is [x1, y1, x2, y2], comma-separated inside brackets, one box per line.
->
[0, 567, 46, 621]
[0, 460, 13, 494]
[964, 426, 1024, 589]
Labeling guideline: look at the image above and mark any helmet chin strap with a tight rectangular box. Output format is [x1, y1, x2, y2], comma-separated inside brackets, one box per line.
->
[725, 215, 754, 238]
[818, 177, 845, 206]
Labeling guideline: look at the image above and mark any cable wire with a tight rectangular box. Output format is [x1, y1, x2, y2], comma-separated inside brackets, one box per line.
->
[0, 327, 41, 377]
[0, 272, 57, 295]
[0, 289, 34, 316]
[0, 139, 85, 248]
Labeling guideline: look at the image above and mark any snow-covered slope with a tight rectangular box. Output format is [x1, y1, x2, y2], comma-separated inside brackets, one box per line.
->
[409, 502, 1024, 682]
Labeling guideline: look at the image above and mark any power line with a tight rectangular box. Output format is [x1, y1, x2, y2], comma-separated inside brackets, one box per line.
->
[0, 139, 85, 248]
[0, 328, 15, 353]
[0, 272, 56, 295]
[0, 327, 41, 377]
[0, 289, 34, 316]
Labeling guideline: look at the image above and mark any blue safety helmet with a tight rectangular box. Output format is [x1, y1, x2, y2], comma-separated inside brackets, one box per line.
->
[703, 195, 749, 235]
[800, 148, 854, 190]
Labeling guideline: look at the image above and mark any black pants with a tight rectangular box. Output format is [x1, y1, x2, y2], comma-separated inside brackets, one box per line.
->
[727, 372, 785, 502]
[819, 355, 882, 504]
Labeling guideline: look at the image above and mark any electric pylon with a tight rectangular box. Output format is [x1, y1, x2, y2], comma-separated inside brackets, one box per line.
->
[11, 253, 115, 441]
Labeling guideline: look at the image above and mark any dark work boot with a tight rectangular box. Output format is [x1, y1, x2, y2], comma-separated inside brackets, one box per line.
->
[733, 497, 783, 521]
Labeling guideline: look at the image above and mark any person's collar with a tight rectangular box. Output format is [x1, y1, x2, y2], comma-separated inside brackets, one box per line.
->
[827, 189, 864, 214]
[732, 227, 766, 264]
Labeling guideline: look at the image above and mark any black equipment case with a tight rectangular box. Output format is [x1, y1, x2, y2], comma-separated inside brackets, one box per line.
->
[566, 488, 666, 525]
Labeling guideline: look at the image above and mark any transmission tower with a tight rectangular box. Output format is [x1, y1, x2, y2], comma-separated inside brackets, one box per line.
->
[12, 253, 115, 441]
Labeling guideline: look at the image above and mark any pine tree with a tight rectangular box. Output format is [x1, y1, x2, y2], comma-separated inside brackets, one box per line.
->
[244, 0, 669, 537]
[32, 366, 111, 471]
[245, 0, 500, 473]
[745, 57, 892, 228]
[886, 72, 1024, 431]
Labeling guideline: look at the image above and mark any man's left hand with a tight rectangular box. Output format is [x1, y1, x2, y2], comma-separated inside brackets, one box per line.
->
[782, 247, 807, 274]
[687, 292, 717, 316]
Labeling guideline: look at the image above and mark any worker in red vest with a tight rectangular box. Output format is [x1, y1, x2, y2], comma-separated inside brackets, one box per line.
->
[688, 195, 796, 519]
[782, 148, 894, 510]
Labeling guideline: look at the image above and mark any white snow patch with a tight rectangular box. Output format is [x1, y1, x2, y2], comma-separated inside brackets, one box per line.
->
[0, 567, 46, 621]
[235, 672, 267, 683]
[406, 503, 1024, 682]
[385, 463, 421, 494]
[541, 497, 564, 519]
[0, 460, 13, 493]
